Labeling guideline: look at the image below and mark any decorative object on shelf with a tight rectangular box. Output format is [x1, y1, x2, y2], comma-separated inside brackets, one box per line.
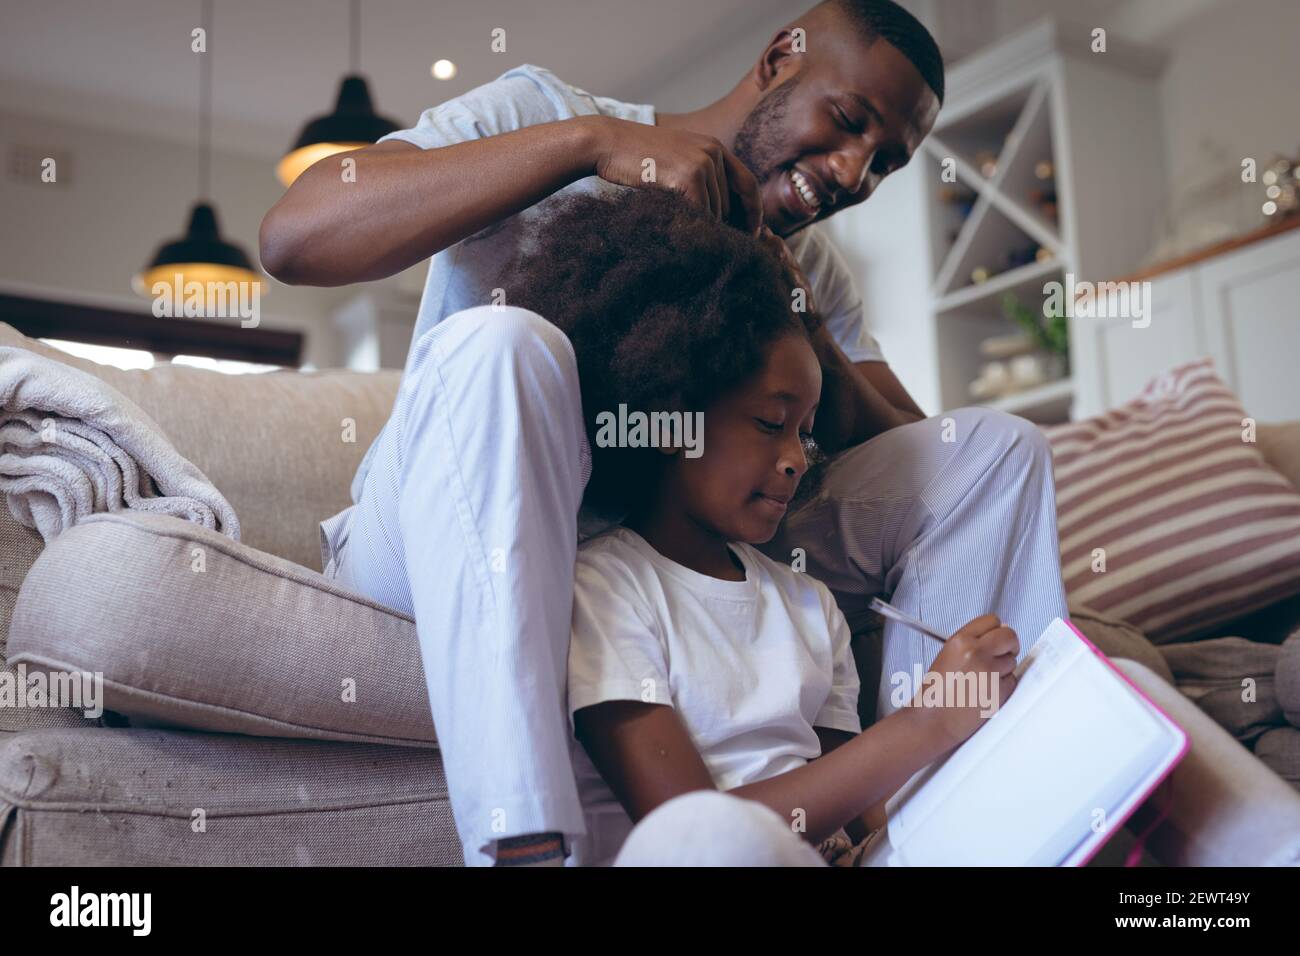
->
[1144, 137, 1260, 265]
[968, 353, 1061, 399]
[980, 331, 1038, 359]
[970, 291, 1069, 400]
[967, 243, 1048, 288]
[1003, 292, 1069, 358]
[940, 184, 978, 244]
[938, 185, 978, 214]
[969, 308, 1070, 401]
[1260, 153, 1300, 220]
[969, 360, 1012, 400]
[1027, 156, 1058, 222]
[1005, 243, 1041, 269]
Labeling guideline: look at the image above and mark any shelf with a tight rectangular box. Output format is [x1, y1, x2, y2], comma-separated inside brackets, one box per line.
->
[906, 16, 1168, 419]
[933, 81, 1038, 183]
[981, 377, 1073, 421]
[936, 256, 1061, 313]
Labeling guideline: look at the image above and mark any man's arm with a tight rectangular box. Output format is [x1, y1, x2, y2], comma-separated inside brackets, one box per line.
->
[260, 115, 762, 288]
[806, 321, 923, 453]
[756, 228, 924, 453]
[855, 361, 927, 423]
[260, 125, 598, 287]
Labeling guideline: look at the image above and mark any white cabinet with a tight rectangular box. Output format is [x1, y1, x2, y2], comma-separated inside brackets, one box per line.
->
[1073, 269, 1204, 415]
[1199, 228, 1300, 423]
[1072, 224, 1300, 422]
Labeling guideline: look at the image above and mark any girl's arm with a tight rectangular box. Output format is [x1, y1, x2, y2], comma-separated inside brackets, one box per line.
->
[813, 726, 888, 842]
[574, 696, 956, 846]
[574, 614, 1019, 846]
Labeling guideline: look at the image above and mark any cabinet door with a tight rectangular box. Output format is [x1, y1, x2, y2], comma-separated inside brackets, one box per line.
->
[1071, 268, 1206, 418]
[1198, 228, 1300, 423]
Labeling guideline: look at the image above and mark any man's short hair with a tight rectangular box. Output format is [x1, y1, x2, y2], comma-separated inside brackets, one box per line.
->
[827, 0, 945, 104]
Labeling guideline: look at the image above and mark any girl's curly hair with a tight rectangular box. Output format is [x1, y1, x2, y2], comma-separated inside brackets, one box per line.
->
[503, 185, 821, 516]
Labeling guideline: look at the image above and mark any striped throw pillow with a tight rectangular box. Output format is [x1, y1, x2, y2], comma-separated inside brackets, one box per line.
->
[1044, 359, 1300, 643]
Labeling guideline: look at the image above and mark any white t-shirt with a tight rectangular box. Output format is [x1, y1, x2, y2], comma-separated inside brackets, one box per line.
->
[349, 63, 885, 504]
[565, 525, 862, 866]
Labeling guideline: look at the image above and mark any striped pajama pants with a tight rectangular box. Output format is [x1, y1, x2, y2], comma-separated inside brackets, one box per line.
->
[321, 305, 1069, 866]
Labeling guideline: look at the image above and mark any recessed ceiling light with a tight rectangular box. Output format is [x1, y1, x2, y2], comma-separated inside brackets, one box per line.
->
[432, 59, 457, 80]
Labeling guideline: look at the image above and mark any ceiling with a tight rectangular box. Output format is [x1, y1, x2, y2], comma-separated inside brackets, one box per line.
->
[0, 0, 795, 159]
[0, 0, 1218, 163]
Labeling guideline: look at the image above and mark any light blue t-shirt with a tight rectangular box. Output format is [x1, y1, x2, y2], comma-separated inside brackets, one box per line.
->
[350, 63, 885, 504]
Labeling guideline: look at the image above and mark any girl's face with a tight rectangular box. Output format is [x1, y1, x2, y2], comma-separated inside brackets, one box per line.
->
[666, 332, 822, 544]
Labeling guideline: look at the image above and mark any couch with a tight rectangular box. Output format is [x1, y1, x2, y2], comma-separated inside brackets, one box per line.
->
[2, 320, 1300, 866]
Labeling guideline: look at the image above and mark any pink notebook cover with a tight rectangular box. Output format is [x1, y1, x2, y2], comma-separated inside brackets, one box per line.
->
[1062, 617, 1190, 867]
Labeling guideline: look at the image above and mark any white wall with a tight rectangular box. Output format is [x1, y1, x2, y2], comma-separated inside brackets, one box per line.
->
[1153, 0, 1300, 242]
[822, 163, 941, 413]
[0, 107, 366, 369]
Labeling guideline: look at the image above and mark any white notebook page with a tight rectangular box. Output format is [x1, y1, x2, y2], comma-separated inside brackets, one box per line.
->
[880, 618, 1176, 866]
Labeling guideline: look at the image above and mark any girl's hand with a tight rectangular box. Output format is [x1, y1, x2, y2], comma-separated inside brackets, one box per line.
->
[911, 614, 1020, 751]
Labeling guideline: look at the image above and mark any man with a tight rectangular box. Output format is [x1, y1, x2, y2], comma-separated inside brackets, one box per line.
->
[260, 0, 1068, 866]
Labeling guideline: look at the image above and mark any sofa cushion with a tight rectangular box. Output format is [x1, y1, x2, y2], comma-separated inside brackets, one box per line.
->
[1254, 726, 1300, 792]
[0, 321, 400, 572]
[1279, 629, 1300, 728]
[1044, 359, 1300, 643]
[1158, 637, 1284, 746]
[7, 511, 434, 748]
[1066, 603, 1174, 684]
[0, 727, 462, 865]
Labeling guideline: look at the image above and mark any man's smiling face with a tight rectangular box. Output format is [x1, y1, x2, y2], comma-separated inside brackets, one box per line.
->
[733, 26, 941, 237]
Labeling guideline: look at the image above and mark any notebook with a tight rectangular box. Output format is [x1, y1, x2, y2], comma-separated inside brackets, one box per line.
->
[858, 617, 1188, 867]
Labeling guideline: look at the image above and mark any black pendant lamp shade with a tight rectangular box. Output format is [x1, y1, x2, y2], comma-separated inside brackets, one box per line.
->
[136, 0, 263, 302]
[276, 75, 400, 186]
[134, 202, 262, 294]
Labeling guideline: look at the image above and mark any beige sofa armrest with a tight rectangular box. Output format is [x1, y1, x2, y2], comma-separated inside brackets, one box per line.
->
[1114, 658, 1300, 866]
[9, 511, 434, 749]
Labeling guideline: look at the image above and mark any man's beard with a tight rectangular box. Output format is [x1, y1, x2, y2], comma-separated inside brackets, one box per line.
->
[732, 73, 802, 186]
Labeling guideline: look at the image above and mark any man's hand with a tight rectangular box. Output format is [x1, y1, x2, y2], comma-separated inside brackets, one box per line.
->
[586, 116, 763, 232]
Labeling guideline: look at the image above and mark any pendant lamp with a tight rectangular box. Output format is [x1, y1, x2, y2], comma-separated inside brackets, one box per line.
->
[276, 0, 399, 186]
[135, 0, 262, 300]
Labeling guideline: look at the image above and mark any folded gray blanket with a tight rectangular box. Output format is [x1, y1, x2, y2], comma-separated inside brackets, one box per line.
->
[0, 346, 239, 543]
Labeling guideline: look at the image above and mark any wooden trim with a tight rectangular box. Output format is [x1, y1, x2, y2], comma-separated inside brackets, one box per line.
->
[0, 292, 303, 366]
[1106, 214, 1300, 286]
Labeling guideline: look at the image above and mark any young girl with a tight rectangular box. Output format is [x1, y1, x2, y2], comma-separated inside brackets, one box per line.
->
[507, 187, 1021, 866]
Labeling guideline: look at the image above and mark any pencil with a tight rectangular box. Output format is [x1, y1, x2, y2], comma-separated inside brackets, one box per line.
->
[869, 597, 950, 645]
